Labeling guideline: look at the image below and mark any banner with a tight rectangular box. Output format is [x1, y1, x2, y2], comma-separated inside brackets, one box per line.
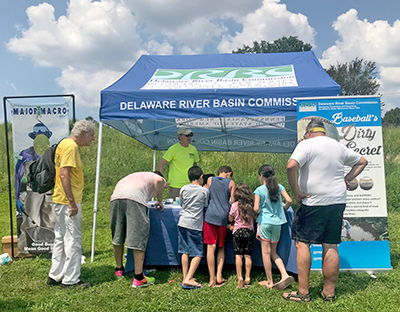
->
[296, 96, 391, 272]
[12, 104, 69, 254]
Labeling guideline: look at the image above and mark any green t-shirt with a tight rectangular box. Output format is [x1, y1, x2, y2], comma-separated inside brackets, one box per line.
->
[162, 142, 200, 188]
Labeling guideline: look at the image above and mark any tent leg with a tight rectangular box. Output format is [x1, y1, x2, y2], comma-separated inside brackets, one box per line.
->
[91, 122, 103, 263]
[153, 150, 156, 171]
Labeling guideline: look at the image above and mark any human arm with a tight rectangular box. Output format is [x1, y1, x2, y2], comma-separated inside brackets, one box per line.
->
[59, 166, 78, 217]
[286, 159, 310, 205]
[157, 158, 168, 177]
[205, 176, 212, 189]
[154, 176, 165, 211]
[229, 180, 235, 204]
[253, 194, 260, 214]
[345, 156, 368, 188]
[281, 189, 293, 211]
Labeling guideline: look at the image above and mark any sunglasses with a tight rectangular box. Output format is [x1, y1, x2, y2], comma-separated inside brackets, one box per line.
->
[184, 134, 193, 137]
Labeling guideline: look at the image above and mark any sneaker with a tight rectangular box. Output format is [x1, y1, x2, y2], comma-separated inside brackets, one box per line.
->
[115, 266, 124, 278]
[46, 277, 61, 287]
[61, 280, 92, 289]
[132, 276, 155, 288]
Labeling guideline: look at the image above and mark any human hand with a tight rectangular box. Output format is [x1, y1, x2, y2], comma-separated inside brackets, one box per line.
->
[16, 199, 25, 213]
[69, 204, 79, 217]
[294, 191, 310, 205]
[155, 200, 164, 212]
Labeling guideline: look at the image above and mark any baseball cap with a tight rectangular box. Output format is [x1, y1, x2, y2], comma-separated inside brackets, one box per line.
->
[177, 126, 194, 136]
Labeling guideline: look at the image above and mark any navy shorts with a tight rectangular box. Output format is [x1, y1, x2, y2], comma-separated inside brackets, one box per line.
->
[177, 226, 204, 258]
[291, 203, 345, 244]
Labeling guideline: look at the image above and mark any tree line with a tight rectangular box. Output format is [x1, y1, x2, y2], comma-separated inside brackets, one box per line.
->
[232, 36, 399, 127]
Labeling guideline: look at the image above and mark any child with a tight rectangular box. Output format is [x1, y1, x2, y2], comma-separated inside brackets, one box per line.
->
[204, 165, 235, 287]
[178, 166, 209, 289]
[228, 183, 257, 289]
[254, 164, 294, 290]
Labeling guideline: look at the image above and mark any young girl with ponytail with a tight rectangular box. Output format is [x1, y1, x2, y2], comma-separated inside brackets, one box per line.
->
[254, 164, 294, 290]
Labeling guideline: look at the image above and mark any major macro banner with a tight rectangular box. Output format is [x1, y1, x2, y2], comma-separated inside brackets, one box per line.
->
[12, 103, 70, 255]
[296, 96, 391, 272]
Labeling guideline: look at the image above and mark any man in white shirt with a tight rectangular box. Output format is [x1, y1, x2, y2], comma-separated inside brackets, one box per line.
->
[283, 118, 367, 303]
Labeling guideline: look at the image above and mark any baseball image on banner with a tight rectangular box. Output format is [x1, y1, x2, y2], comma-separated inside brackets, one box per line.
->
[12, 104, 69, 254]
[296, 96, 391, 272]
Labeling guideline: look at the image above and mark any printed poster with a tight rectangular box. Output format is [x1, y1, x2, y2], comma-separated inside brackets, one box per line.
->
[296, 96, 391, 272]
[12, 104, 70, 254]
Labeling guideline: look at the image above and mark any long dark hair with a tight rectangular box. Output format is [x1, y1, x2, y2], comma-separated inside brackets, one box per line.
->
[258, 164, 279, 202]
[234, 183, 256, 223]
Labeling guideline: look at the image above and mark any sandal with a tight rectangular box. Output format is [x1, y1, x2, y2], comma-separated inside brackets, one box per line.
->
[319, 289, 336, 302]
[282, 291, 311, 303]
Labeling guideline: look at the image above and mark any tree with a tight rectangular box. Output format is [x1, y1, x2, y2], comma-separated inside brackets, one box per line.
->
[325, 58, 380, 96]
[232, 36, 312, 54]
[382, 107, 400, 127]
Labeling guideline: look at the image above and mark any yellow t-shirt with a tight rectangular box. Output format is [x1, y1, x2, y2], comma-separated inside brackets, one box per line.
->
[52, 139, 84, 205]
[162, 142, 200, 188]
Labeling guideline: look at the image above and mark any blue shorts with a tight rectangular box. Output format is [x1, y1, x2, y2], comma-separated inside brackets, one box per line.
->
[291, 203, 345, 244]
[177, 226, 204, 258]
[256, 224, 281, 243]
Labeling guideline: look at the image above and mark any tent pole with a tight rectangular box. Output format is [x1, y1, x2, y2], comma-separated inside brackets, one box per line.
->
[91, 121, 103, 262]
[153, 149, 156, 171]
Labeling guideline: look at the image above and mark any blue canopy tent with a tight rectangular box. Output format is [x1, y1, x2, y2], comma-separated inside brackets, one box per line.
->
[91, 51, 340, 261]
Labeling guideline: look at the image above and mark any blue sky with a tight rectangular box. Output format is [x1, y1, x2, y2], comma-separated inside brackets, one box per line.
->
[1, 0, 400, 122]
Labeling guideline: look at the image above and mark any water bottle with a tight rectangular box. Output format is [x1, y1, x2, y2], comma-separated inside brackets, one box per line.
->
[0, 253, 12, 265]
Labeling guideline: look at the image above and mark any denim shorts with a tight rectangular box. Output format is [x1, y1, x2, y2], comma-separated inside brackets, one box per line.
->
[291, 203, 345, 244]
[177, 226, 204, 257]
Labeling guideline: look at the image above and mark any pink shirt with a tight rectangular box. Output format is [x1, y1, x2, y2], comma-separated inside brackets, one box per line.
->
[229, 202, 255, 234]
[110, 172, 166, 206]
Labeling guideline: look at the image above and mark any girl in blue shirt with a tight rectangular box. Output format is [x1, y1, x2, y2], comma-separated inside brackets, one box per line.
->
[254, 164, 294, 289]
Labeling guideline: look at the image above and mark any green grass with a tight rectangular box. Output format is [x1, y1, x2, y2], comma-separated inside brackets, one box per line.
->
[1, 123, 400, 311]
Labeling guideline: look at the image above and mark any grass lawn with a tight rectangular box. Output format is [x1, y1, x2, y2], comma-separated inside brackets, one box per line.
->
[1, 124, 400, 311]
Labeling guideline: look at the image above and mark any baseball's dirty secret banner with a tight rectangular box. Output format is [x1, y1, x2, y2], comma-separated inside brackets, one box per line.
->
[12, 104, 69, 254]
[296, 96, 391, 272]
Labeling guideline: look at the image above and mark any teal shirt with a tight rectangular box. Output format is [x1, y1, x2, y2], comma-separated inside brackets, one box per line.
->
[254, 184, 287, 225]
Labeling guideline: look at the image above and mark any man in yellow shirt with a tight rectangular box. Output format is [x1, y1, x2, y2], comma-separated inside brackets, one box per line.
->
[157, 126, 200, 199]
[47, 120, 95, 289]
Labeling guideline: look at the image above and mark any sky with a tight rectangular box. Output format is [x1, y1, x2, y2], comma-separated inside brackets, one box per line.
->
[1, 0, 400, 123]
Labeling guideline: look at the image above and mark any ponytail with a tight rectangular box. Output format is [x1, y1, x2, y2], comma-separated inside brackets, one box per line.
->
[258, 164, 280, 203]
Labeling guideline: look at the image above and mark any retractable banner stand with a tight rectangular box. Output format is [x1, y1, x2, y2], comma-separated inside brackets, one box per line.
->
[296, 96, 391, 272]
[12, 103, 69, 254]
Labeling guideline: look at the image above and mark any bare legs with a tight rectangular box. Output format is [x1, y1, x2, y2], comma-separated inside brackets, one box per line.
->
[113, 244, 124, 269]
[259, 240, 291, 288]
[322, 244, 339, 297]
[113, 245, 145, 275]
[235, 254, 252, 288]
[283, 241, 339, 301]
[207, 244, 226, 287]
[181, 254, 202, 286]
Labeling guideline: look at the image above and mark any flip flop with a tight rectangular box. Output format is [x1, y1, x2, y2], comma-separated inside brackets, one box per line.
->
[212, 280, 227, 288]
[272, 276, 295, 290]
[181, 283, 203, 290]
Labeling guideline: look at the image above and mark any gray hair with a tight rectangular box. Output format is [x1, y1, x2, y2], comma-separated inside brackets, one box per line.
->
[71, 120, 96, 137]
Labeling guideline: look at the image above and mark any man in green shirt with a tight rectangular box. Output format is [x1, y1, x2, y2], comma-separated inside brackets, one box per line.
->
[158, 127, 200, 199]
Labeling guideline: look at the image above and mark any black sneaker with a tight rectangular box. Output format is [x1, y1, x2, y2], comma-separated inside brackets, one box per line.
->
[61, 280, 92, 289]
[46, 277, 61, 287]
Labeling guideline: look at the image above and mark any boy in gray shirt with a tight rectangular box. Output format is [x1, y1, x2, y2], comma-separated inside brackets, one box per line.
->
[178, 166, 209, 289]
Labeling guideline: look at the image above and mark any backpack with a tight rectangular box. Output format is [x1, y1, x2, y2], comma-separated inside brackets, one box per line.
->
[27, 139, 63, 194]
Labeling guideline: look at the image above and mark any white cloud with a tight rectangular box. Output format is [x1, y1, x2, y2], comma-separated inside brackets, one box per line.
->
[321, 9, 400, 67]
[217, 0, 316, 53]
[6, 0, 317, 113]
[320, 9, 400, 113]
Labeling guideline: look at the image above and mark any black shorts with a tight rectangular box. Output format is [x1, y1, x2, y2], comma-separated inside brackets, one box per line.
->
[291, 203, 345, 244]
[233, 228, 254, 256]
